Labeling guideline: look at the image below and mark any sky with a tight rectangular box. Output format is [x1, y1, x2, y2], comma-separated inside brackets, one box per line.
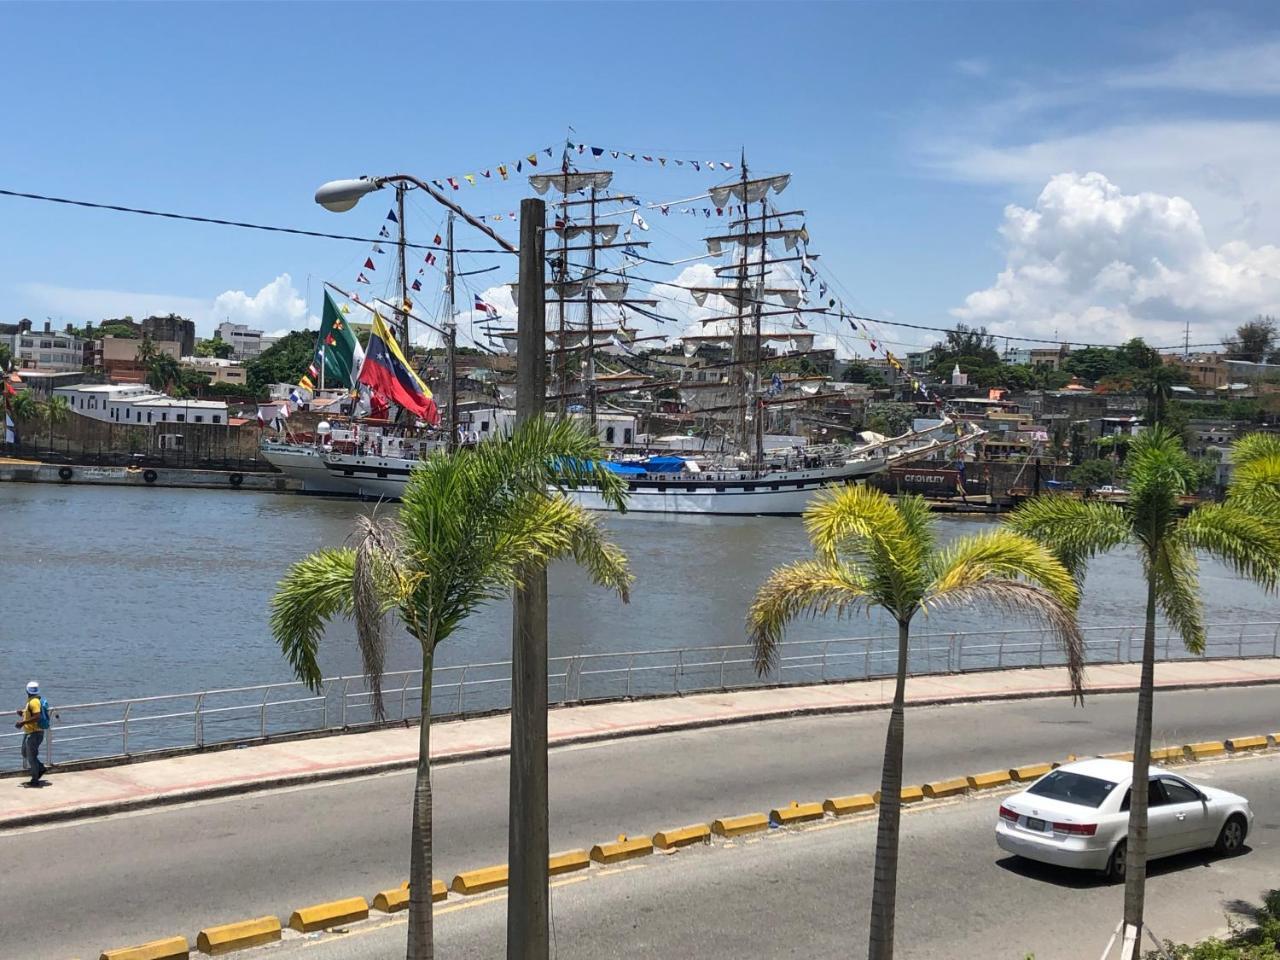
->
[2, 1, 1279, 359]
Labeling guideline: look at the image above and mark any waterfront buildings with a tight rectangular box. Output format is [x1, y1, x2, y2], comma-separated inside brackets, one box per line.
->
[215, 321, 277, 359]
[54, 383, 228, 426]
[0, 320, 87, 371]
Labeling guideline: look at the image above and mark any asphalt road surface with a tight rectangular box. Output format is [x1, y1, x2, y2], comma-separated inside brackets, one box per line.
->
[3, 686, 1279, 959]
[252, 753, 1280, 960]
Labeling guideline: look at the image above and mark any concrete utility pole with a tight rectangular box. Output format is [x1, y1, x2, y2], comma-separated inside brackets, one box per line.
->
[508, 196, 549, 960]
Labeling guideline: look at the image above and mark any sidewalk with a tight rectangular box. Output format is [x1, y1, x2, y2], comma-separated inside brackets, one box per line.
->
[4, 657, 1278, 830]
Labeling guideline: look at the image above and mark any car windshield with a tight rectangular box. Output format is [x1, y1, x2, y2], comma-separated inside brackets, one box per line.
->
[1026, 771, 1118, 808]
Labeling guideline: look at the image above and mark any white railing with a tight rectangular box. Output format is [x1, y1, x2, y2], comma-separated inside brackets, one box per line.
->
[4, 621, 1278, 772]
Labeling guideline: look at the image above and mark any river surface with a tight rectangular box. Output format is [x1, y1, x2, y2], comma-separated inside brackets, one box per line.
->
[2, 483, 1276, 705]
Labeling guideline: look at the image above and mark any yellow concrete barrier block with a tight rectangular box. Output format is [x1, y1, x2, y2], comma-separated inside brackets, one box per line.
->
[1009, 763, 1053, 782]
[1183, 741, 1226, 761]
[372, 887, 409, 913]
[100, 938, 190, 960]
[711, 813, 769, 838]
[1150, 746, 1181, 762]
[872, 786, 925, 805]
[196, 917, 280, 955]
[652, 824, 711, 850]
[397, 879, 449, 902]
[287, 897, 369, 933]
[549, 849, 591, 875]
[1102, 751, 1134, 761]
[450, 865, 509, 896]
[590, 834, 654, 864]
[823, 794, 876, 816]
[923, 778, 969, 800]
[1226, 735, 1269, 753]
[770, 801, 826, 825]
[966, 771, 1012, 791]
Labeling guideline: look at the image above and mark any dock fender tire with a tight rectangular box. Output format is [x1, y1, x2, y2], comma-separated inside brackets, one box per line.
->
[229, 472, 244, 487]
[143, 469, 158, 484]
[58, 466, 73, 481]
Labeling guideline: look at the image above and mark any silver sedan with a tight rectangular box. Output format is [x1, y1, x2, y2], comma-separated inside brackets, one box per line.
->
[995, 757, 1253, 881]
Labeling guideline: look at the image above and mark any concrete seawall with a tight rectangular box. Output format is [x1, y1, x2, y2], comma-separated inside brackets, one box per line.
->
[0, 459, 300, 493]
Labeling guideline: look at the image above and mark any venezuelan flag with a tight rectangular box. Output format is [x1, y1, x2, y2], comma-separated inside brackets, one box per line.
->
[358, 312, 439, 424]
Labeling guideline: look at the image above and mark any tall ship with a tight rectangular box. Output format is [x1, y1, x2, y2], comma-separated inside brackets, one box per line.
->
[263, 154, 980, 514]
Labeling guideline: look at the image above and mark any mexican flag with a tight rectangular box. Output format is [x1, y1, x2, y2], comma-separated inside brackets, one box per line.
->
[314, 292, 365, 388]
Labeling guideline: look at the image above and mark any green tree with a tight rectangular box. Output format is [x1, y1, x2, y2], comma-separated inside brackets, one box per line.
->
[195, 338, 235, 359]
[270, 419, 633, 960]
[748, 487, 1084, 960]
[842, 361, 886, 386]
[0, 342, 12, 373]
[1008, 428, 1280, 957]
[246, 330, 315, 392]
[1136, 364, 1186, 424]
[931, 323, 999, 366]
[1224, 316, 1277, 363]
[1071, 458, 1115, 492]
[865, 402, 917, 437]
[38, 394, 71, 449]
[1063, 347, 1125, 384]
[1116, 338, 1163, 373]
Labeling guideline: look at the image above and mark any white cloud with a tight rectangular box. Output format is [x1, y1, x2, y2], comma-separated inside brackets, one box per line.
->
[14, 273, 319, 340]
[952, 172, 1280, 345]
[1107, 40, 1280, 96]
[925, 119, 1280, 242]
[16, 282, 209, 327]
[211, 274, 316, 337]
[953, 58, 990, 78]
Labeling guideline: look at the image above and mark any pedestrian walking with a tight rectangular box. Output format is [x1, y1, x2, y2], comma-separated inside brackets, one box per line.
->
[15, 681, 50, 786]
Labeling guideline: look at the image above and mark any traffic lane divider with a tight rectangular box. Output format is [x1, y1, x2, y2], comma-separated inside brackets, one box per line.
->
[1226, 735, 1268, 753]
[966, 771, 1011, 791]
[549, 849, 592, 875]
[195, 916, 280, 955]
[373, 887, 410, 913]
[397, 879, 449, 902]
[922, 778, 969, 800]
[873, 786, 925, 805]
[451, 865, 509, 895]
[100, 936, 190, 960]
[1183, 741, 1226, 760]
[770, 801, 825, 825]
[1009, 763, 1053, 782]
[653, 824, 711, 850]
[824, 794, 876, 816]
[711, 813, 769, 837]
[1150, 746, 1182, 762]
[287, 896, 369, 933]
[591, 834, 654, 864]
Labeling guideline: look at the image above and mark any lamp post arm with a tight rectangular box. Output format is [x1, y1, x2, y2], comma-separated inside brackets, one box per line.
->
[377, 174, 517, 254]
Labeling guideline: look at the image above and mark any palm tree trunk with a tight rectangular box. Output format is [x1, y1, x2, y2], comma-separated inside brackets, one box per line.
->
[1121, 574, 1158, 959]
[407, 644, 435, 960]
[867, 619, 910, 960]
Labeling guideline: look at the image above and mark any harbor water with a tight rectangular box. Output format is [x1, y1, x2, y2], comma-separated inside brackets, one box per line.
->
[3, 483, 1277, 708]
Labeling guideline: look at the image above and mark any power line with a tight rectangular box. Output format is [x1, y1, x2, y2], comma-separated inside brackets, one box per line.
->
[0, 187, 515, 255]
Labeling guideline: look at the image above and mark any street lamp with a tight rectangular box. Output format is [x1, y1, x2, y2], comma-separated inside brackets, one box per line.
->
[314, 177, 381, 213]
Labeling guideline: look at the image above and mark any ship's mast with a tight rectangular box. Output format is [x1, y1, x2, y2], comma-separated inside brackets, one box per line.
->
[445, 211, 458, 451]
[396, 184, 410, 354]
[586, 183, 598, 430]
[733, 157, 750, 456]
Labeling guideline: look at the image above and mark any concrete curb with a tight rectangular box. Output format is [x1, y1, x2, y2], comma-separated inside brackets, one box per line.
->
[8, 671, 1280, 831]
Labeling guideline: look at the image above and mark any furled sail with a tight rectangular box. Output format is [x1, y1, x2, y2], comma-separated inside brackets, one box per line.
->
[704, 226, 808, 257]
[528, 171, 614, 195]
[708, 174, 790, 209]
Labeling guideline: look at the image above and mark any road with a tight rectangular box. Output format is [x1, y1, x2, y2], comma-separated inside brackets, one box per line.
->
[253, 753, 1280, 960]
[2, 686, 1278, 958]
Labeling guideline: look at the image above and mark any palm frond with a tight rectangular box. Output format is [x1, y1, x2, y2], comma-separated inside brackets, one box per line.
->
[803, 485, 928, 615]
[1151, 541, 1205, 655]
[747, 559, 872, 675]
[1005, 495, 1130, 580]
[928, 529, 1081, 610]
[560, 504, 633, 603]
[1123, 426, 1197, 546]
[1227, 454, 1280, 517]
[1173, 502, 1280, 594]
[923, 578, 1087, 702]
[893, 493, 938, 559]
[1230, 432, 1280, 469]
[269, 548, 357, 692]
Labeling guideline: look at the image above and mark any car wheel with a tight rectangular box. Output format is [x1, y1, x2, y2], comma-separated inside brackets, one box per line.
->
[1214, 815, 1247, 856]
[1103, 840, 1126, 883]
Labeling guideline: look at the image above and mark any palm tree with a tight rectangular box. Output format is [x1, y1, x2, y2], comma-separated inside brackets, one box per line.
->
[1135, 365, 1181, 425]
[748, 486, 1085, 960]
[1007, 427, 1280, 958]
[39, 394, 71, 451]
[270, 418, 632, 960]
[1227, 433, 1280, 516]
[9, 388, 39, 427]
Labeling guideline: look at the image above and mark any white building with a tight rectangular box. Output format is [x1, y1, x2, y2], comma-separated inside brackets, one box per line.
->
[181, 356, 248, 387]
[456, 405, 636, 448]
[54, 383, 229, 426]
[215, 322, 277, 360]
[3, 321, 85, 371]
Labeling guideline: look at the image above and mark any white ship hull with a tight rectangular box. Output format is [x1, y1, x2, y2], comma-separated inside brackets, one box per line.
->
[260, 443, 356, 496]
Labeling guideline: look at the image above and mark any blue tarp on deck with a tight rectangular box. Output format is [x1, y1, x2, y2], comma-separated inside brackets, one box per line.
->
[641, 456, 687, 474]
[602, 461, 647, 476]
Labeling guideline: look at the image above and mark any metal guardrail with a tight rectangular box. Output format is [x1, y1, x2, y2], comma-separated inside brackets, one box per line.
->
[4, 621, 1278, 772]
